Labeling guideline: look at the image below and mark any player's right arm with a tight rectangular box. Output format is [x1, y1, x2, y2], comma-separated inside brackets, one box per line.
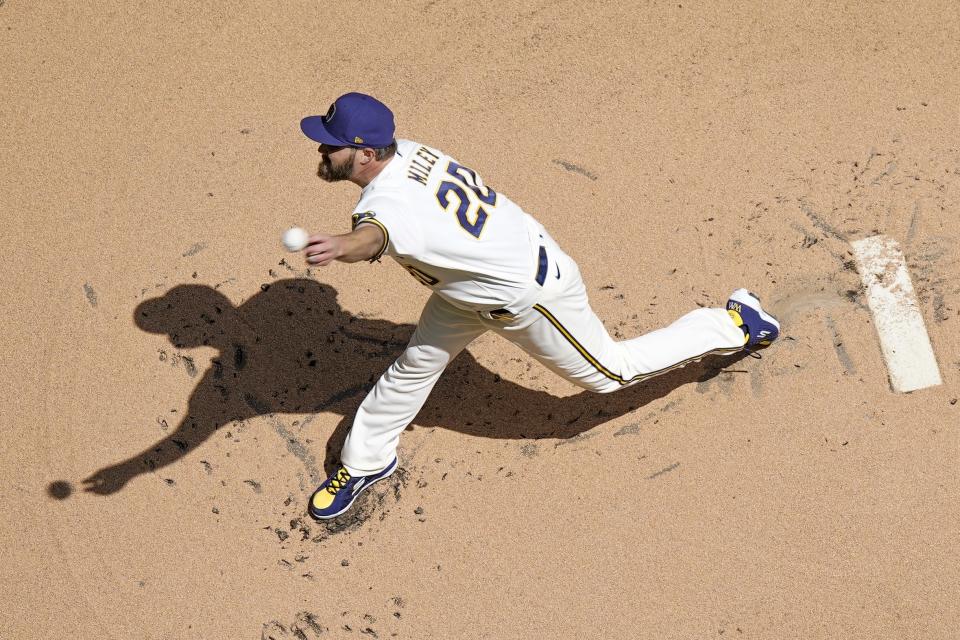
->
[304, 224, 385, 266]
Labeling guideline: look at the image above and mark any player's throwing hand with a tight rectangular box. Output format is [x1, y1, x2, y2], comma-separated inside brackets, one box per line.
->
[304, 233, 343, 266]
[304, 225, 385, 266]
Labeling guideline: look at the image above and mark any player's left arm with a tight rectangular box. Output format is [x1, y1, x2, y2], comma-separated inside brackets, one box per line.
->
[305, 224, 385, 266]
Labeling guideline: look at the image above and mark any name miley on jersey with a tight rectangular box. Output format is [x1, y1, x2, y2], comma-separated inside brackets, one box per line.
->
[406, 145, 441, 185]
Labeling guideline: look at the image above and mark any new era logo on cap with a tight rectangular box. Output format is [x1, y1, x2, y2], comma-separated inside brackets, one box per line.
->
[301, 92, 395, 148]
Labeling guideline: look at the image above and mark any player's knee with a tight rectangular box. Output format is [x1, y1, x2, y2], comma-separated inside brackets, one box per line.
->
[396, 343, 451, 372]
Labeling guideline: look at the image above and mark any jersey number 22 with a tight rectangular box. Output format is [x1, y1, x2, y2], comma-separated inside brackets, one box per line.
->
[434, 162, 497, 238]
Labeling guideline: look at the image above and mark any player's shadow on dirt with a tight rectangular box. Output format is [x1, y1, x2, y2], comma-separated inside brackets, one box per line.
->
[67, 278, 748, 497]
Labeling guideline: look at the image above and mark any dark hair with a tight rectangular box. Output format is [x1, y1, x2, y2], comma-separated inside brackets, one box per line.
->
[372, 140, 397, 161]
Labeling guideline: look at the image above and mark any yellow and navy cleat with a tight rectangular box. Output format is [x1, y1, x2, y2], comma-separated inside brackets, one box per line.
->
[726, 289, 781, 348]
[308, 457, 398, 520]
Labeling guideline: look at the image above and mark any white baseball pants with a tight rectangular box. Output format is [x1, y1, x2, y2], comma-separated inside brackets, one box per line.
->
[340, 239, 746, 476]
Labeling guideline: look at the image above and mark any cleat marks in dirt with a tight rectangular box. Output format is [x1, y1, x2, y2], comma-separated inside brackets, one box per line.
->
[83, 283, 98, 307]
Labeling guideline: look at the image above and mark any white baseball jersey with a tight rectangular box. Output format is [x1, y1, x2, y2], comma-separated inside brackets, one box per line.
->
[351, 139, 547, 314]
[336, 139, 748, 479]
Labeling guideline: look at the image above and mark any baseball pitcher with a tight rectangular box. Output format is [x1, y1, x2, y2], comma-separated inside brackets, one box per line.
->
[298, 92, 780, 520]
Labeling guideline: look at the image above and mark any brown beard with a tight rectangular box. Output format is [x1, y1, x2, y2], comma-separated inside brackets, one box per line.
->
[318, 148, 356, 182]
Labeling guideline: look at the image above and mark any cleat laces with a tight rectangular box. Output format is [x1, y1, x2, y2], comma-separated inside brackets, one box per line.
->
[325, 468, 351, 495]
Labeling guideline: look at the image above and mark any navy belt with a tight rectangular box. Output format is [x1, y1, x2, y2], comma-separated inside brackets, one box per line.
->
[487, 244, 548, 319]
[535, 245, 548, 286]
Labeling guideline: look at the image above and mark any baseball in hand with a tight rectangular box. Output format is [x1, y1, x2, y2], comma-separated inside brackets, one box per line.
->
[282, 227, 309, 252]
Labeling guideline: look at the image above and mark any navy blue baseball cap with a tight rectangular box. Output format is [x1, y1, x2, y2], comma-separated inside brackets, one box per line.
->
[300, 92, 395, 148]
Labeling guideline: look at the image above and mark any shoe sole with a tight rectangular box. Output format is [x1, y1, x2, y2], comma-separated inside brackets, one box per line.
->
[308, 459, 398, 521]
